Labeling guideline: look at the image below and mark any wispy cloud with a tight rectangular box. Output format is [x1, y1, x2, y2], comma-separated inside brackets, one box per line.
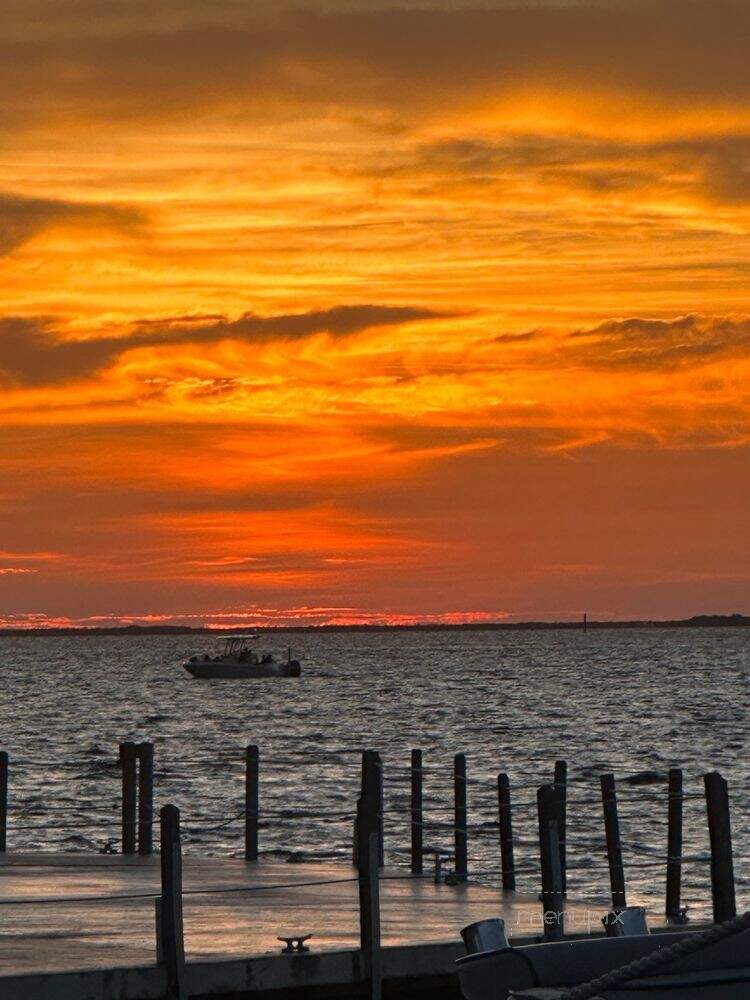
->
[566, 314, 750, 371]
[0, 191, 144, 256]
[0, 305, 449, 385]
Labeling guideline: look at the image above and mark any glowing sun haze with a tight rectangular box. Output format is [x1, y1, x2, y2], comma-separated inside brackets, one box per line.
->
[1, 0, 749, 627]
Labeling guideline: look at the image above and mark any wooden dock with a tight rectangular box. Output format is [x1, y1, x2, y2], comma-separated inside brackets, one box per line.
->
[0, 853, 611, 974]
[0, 745, 739, 998]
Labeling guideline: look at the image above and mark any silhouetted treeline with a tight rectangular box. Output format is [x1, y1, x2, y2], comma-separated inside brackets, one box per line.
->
[0, 613, 747, 637]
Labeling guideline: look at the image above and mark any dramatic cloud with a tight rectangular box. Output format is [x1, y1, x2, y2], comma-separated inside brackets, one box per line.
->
[1, 2, 748, 131]
[567, 315, 750, 370]
[2, 0, 750, 622]
[374, 133, 750, 210]
[0, 192, 144, 255]
[0, 306, 449, 385]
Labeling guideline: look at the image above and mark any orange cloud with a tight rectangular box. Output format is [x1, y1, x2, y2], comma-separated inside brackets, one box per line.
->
[1, 1, 749, 622]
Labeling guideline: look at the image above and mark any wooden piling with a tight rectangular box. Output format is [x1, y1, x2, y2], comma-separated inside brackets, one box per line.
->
[0, 751, 7, 853]
[553, 760, 567, 893]
[119, 742, 137, 856]
[433, 852, 443, 884]
[354, 750, 383, 867]
[665, 767, 683, 922]
[410, 749, 423, 875]
[704, 771, 736, 923]
[361, 752, 380, 813]
[600, 773, 626, 909]
[154, 898, 164, 963]
[159, 804, 186, 1000]
[357, 795, 382, 1000]
[357, 751, 380, 871]
[537, 784, 564, 941]
[375, 751, 385, 868]
[138, 742, 154, 856]
[245, 745, 259, 862]
[454, 753, 468, 880]
[497, 772, 515, 891]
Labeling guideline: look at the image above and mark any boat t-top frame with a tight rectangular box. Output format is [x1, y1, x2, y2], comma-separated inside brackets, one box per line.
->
[220, 636, 258, 658]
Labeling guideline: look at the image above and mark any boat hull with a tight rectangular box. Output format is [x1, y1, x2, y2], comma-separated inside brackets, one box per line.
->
[184, 659, 301, 679]
[457, 928, 750, 1000]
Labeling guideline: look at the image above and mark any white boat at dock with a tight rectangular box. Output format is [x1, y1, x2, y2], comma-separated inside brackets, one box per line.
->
[457, 910, 750, 1000]
[183, 635, 301, 679]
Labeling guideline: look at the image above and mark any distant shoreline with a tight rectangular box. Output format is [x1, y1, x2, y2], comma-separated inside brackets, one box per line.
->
[0, 613, 747, 636]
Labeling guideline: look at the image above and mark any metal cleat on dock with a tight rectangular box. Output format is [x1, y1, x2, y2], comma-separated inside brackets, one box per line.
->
[277, 934, 312, 954]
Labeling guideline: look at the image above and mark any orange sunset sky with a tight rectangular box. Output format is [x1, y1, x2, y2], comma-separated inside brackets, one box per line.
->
[1, 0, 749, 627]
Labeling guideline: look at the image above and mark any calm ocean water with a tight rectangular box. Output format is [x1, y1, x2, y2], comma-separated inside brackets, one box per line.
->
[1, 627, 748, 923]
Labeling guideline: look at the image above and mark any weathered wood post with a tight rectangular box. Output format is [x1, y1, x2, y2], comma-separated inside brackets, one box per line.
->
[665, 767, 683, 922]
[537, 784, 564, 941]
[138, 742, 154, 856]
[554, 760, 567, 893]
[357, 793, 382, 1000]
[154, 898, 164, 963]
[497, 773, 515, 891]
[0, 751, 7, 853]
[357, 751, 380, 870]
[454, 753, 468, 880]
[375, 751, 385, 868]
[159, 804, 186, 1000]
[410, 749, 423, 875]
[119, 741, 137, 855]
[433, 852, 443, 884]
[704, 771, 736, 923]
[601, 773, 626, 909]
[245, 744, 259, 862]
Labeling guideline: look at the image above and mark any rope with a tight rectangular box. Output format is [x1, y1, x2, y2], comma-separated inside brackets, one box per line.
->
[560, 909, 750, 1000]
[182, 876, 360, 897]
[621, 843, 711, 865]
[0, 875, 360, 907]
[182, 810, 246, 836]
[0, 891, 158, 906]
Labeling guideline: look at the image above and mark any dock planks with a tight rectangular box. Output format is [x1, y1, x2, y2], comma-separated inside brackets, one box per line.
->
[0, 853, 611, 975]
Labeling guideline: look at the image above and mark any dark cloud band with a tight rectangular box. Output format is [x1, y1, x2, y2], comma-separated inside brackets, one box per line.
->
[0, 305, 450, 385]
[0, 192, 144, 256]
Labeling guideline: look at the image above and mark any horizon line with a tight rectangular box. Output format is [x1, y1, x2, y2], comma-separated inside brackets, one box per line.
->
[0, 612, 747, 636]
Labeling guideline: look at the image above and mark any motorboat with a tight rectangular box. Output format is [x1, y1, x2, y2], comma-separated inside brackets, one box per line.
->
[457, 910, 750, 1000]
[183, 635, 301, 679]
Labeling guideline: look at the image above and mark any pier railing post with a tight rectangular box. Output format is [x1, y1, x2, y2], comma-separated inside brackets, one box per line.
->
[537, 785, 564, 941]
[357, 795, 382, 1000]
[245, 744, 259, 862]
[357, 751, 383, 869]
[138, 742, 154, 856]
[0, 751, 7, 853]
[454, 753, 468, 880]
[375, 751, 385, 869]
[155, 898, 164, 963]
[665, 768, 683, 922]
[361, 750, 380, 818]
[553, 760, 567, 893]
[119, 741, 137, 856]
[601, 773, 626, 909]
[410, 749, 423, 875]
[159, 804, 186, 1000]
[704, 771, 736, 923]
[497, 773, 515, 891]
